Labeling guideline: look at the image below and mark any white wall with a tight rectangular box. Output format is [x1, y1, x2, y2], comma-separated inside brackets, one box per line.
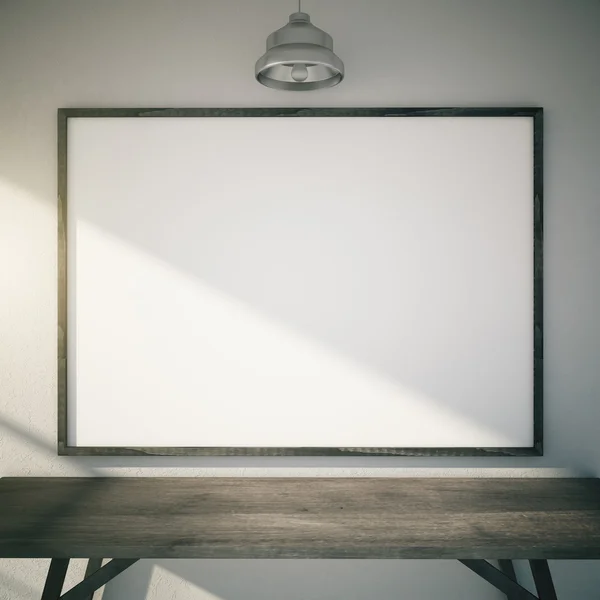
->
[0, 1, 599, 599]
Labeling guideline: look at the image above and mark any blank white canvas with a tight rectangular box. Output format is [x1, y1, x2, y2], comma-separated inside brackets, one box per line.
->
[67, 116, 534, 448]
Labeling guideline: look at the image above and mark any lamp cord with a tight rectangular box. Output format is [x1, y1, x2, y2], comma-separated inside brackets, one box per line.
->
[299, 0, 301, 12]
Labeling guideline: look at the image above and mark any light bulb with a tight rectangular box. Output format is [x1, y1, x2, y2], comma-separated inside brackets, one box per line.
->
[291, 64, 308, 82]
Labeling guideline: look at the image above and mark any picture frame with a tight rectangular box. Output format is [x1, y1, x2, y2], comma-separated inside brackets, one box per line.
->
[58, 107, 543, 457]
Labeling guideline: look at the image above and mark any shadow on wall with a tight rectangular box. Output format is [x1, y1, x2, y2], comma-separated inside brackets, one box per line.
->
[103, 559, 508, 600]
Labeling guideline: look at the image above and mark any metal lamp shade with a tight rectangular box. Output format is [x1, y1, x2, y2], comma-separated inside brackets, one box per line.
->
[255, 12, 344, 91]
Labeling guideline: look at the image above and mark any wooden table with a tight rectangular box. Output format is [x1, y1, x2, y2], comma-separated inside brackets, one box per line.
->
[1, 478, 599, 600]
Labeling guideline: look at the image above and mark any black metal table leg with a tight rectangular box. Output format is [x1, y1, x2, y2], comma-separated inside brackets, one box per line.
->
[499, 560, 518, 599]
[459, 560, 538, 600]
[59, 559, 139, 600]
[499, 560, 517, 582]
[83, 559, 103, 600]
[530, 560, 558, 600]
[41, 559, 70, 600]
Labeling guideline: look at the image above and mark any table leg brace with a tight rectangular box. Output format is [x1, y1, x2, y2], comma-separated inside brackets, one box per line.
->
[40, 559, 139, 600]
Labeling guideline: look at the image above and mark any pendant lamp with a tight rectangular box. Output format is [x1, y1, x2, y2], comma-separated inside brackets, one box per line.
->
[255, 2, 344, 91]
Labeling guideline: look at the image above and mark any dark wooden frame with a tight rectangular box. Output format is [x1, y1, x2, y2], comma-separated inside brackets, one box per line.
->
[57, 107, 543, 457]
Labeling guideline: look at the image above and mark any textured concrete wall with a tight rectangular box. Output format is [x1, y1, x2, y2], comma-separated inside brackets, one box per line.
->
[1, 1, 599, 598]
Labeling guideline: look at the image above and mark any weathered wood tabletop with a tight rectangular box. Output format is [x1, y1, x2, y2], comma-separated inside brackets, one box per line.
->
[0, 477, 599, 560]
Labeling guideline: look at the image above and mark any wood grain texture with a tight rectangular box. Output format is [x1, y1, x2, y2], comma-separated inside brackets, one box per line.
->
[57, 106, 543, 457]
[1, 478, 598, 560]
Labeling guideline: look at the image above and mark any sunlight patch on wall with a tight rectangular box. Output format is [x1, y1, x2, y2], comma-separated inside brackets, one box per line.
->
[149, 564, 226, 600]
[70, 223, 521, 448]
